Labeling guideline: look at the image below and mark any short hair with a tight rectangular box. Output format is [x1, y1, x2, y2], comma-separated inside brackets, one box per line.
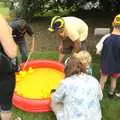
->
[112, 14, 120, 28]
[18, 19, 26, 29]
[64, 56, 86, 77]
[74, 50, 92, 65]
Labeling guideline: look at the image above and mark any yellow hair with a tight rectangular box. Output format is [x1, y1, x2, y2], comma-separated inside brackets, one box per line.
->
[74, 50, 92, 65]
[112, 14, 120, 27]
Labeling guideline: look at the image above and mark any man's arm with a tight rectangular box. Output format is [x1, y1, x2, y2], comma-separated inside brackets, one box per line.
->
[26, 24, 33, 36]
[68, 31, 81, 53]
[58, 40, 64, 53]
[0, 15, 17, 58]
[72, 39, 81, 53]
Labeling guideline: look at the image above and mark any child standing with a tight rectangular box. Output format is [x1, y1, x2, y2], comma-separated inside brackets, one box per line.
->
[51, 56, 103, 120]
[96, 14, 120, 98]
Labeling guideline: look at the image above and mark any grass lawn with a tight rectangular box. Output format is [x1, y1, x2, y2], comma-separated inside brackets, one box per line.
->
[11, 51, 120, 120]
[0, 7, 9, 16]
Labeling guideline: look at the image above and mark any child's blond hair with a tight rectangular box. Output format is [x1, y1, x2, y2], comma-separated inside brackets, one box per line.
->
[74, 50, 92, 66]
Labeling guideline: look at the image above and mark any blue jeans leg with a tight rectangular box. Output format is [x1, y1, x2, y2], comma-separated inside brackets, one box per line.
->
[18, 40, 28, 62]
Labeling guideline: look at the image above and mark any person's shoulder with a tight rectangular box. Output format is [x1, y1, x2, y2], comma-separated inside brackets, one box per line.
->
[104, 34, 119, 42]
[60, 76, 73, 85]
[10, 20, 19, 28]
[103, 33, 111, 39]
[99, 33, 111, 42]
[86, 75, 99, 84]
[87, 74, 96, 79]
[112, 34, 120, 43]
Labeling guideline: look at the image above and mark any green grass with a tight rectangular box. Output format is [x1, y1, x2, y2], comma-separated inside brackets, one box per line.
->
[102, 99, 120, 120]
[0, 7, 9, 16]
[12, 51, 120, 120]
[30, 51, 59, 60]
[12, 107, 56, 120]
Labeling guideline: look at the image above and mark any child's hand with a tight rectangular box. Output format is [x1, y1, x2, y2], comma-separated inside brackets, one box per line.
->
[50, 89, 56, 94]
[50, 89, 56, 98]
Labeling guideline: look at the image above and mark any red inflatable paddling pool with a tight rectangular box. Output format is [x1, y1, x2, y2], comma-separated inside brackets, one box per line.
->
[12, 60, 64, 112]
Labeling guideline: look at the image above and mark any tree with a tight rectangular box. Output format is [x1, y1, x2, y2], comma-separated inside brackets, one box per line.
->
[9, 0, 51, 20]
[8, 0, 117, 20]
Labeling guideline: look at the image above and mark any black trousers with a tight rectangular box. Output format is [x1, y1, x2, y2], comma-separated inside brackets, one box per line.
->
[0, 72, 16, 111]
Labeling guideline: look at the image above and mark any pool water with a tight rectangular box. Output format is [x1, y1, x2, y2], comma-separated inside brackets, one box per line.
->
[15, 67, 64, 99]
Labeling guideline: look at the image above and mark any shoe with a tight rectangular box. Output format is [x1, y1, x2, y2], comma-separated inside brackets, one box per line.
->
[108, 91, 114, 98]
[115, 92, 120, 98]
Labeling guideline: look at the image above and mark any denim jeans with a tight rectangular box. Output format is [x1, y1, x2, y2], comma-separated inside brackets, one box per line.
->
[16, 40, 28, 63]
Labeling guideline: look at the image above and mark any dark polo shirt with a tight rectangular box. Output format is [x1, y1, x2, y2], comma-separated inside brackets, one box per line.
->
[10, 20, 33, 43]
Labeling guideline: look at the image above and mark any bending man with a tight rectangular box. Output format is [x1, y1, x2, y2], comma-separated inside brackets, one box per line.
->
[48, 16, 88, 63]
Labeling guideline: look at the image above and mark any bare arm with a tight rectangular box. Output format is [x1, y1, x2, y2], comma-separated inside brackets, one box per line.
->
[0, 15, 17, 58]
[52, 81, 66, 103]
[72, 39, 81, 53]
[58, 40, 64, 53]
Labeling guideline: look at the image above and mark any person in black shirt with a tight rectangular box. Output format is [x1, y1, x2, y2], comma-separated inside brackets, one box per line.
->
[0, 14, 21, 120]
[10, 19, 33, 63]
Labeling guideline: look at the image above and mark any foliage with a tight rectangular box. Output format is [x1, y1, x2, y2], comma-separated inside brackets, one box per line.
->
[8, 0, 100, 19]
[100, 0, 120, 12]
[7, 0, 120, 20]
[8, 0, 51, 20]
